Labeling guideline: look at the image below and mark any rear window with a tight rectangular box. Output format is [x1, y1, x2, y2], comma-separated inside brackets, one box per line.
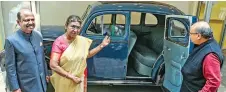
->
[131, 12, 141, 25]
[96, 14, 112, 24]
[116, 14, 126, 24]
[145, 13, 158, 25]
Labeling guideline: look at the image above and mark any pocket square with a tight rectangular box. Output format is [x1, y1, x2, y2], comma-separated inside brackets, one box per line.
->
[40, 42, 43, 46]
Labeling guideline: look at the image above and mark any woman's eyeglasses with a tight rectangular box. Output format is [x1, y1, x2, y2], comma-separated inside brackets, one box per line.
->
[70, 25, 81, 30]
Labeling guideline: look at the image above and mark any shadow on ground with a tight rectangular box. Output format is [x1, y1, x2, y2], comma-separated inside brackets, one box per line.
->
[88, 85, 162, 92]
[222, 49, 226, 86]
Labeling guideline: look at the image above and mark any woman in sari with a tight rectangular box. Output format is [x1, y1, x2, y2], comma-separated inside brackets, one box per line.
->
[49, 15, 110, 92]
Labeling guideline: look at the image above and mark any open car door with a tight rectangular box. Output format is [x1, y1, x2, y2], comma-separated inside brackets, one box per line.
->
[163, 15, 197, 92]
[81, 11, 130, 79]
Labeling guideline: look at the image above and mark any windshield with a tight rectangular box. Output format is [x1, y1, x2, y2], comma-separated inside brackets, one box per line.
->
[81, 2, 102, 27]
[81, 5, 92, 21]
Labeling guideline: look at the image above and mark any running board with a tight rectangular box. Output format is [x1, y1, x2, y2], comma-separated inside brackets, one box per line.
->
[87, 80, 155, 86]
[125, 76, 152, 80]
[87, 76, 157, 86]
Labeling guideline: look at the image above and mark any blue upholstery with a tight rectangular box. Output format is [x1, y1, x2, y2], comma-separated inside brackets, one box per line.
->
[131, 27, 164, 76]
[128, 31, 137, 56]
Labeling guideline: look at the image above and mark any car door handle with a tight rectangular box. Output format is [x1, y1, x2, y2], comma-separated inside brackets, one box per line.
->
[164, 46, 171, 51]
[180, 52, 186, 60]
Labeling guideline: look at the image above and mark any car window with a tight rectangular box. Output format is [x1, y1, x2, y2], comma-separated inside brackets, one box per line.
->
[145, 13, 158, 25]
[115, 14, 126, 36]
[170, 20, 187, 37]
[116, 14, 125, 24]
[131, 12, 141, 25]
[167, 19, 188, 46]
[86, 14, 125, 37]
[96, 14, 112, 24]
[86, 14, 111, 35]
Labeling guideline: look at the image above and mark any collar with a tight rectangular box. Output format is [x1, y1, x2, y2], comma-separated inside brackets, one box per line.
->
[18, 29, 33, 41]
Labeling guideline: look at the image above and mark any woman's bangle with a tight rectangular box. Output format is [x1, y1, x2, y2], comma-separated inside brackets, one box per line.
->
[100, 44, 104, 48]
[65, 73, 69, 78]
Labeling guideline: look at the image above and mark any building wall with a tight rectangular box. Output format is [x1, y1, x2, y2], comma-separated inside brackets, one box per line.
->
[1, 1, 22, 38]
[160, 1, 197, 15]
[39, 1, 198, 26]
[0, 2, 5, 51]
[40, 1, 95, 26]
[198, 1, 226, 49]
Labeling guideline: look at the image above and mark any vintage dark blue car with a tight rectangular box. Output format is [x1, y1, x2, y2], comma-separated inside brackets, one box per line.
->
[0, 1, 197, 92]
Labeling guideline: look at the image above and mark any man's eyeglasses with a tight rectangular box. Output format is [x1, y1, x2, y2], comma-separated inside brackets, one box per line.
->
[70, 25, 81, 30]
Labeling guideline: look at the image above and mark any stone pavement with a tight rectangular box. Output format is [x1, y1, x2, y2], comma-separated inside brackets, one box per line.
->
[0, 71, 6, 92]
[219, 49, 226, 92]
[222, 49, 226, 86]
[219, 85, 226, 92]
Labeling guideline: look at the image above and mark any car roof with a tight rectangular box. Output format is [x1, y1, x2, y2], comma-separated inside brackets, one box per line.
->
[89, 1, 185, 15]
